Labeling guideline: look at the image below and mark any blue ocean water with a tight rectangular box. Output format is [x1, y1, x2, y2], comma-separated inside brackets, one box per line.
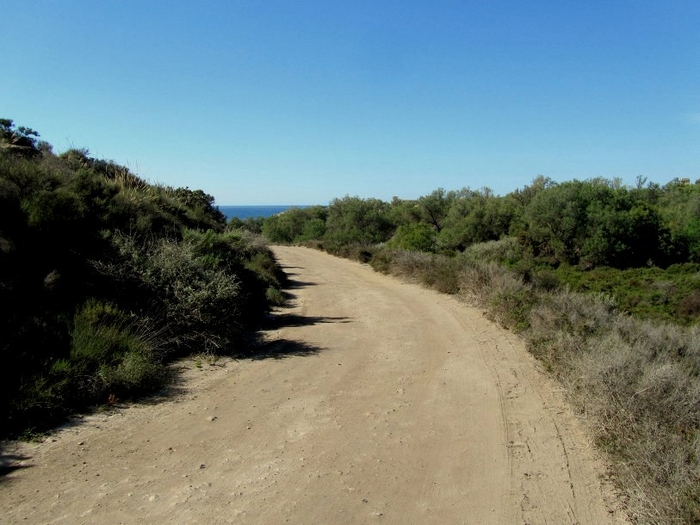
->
[218, 205, 309, 220]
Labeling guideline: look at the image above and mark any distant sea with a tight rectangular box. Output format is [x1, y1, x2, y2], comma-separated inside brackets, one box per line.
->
[218, 205, 310, 221]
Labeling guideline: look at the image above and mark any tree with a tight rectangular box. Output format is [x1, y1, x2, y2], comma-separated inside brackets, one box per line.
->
[417, 188, 455, 233]
[521, 179, 667, 268]
[437, 188, 519, 251]
[324, 196, 394, 247]
[172, 187, 227, 231]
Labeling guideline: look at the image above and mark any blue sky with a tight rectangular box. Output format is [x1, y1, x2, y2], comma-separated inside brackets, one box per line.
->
[2, 1, 699, 205]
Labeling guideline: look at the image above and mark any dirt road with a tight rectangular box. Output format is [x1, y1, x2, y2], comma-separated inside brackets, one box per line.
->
[1, 246, 624, 524]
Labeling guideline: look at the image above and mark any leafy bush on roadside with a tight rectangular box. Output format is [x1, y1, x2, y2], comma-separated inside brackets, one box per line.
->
[8, 300, 165, 433]
[66, 300, 165, 399]
[1, 120, 283, 438]
[95, 229, 282, 356]
[387, 222, 437, 252]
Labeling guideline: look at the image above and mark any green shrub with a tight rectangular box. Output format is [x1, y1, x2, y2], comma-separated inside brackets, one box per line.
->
[261, 206, 327, 244]
[5, 300, 164, 436]
[554, 263, 700, 324]
[532, 269, 560, 291]
[324, 196, 395, 248]
[300, 217, 326, 241]
[388, 222, 437, 252]
[265, 286, 286, 306]
[67, 300, 164, 399]
[521, 179, 669, 268]
[107, 235, 246, 354]
[228, 216, 264, 234]
[437, 188, 520, 251]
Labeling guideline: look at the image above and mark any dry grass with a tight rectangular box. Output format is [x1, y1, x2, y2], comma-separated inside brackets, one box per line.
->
[470, 272, 700, 523]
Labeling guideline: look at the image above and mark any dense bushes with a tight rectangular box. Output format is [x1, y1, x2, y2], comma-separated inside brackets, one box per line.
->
[0, 120, 284, 437]
[387, 223, 437, 252]
[520, 179, 668, 268]
[324, 196, 394, 248]
[262, 177, 700, 324]
[263, 177, 700, 270]
[261, 205, 327, 243]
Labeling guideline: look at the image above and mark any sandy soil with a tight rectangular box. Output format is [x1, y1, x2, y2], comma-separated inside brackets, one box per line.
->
[0, 246, 626, 524]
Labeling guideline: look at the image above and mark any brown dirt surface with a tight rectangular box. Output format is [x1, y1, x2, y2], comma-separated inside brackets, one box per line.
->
[0, 246, 627, 524]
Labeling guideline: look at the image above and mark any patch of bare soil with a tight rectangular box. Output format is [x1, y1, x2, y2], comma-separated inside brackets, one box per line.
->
[0, 246, 626, 524]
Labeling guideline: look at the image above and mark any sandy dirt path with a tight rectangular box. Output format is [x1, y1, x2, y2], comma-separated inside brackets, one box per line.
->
[1, 246, 624, 524]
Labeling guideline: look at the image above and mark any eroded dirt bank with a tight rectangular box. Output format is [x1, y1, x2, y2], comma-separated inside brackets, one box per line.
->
[0, 246, 625, 524]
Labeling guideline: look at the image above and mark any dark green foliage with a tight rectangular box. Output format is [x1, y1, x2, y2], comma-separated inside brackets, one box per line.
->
[0, 120, 281, 438]
[300, 217, 327, 241]
[324, 196, 395, 248]
[99, 234, 244, 354]
[262, 206, 327, 244]
[388, 196, 422, 226]
[93, 230, 284, 357]
[554, 263, 700, 325]
[657, 181, 700, 263]
[64, 300, 164, 400]
[255, 177, 700, 327]
[438, 188, 520, 251]
[252, 175, 700, 328]
[520, 178, 668, 268]
[0, 157, 118, 417]
[388, 222, 437, 252]
[57, 148, 226, 236]
[8, 300, 165, 434]
[228, 216, 265, 234]
[416, 188, 454, 233]
[171, 187, 227, 232]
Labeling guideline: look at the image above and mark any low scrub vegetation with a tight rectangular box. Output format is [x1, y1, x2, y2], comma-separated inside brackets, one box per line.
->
[260, 179, 700, 523]
[1, 119, 285, 438]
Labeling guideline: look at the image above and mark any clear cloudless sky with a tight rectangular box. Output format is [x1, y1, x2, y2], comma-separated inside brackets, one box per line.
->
[2, 1, 699, 205]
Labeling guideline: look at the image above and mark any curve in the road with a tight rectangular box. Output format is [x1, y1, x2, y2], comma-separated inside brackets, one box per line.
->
[0, 246, 624, 524]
